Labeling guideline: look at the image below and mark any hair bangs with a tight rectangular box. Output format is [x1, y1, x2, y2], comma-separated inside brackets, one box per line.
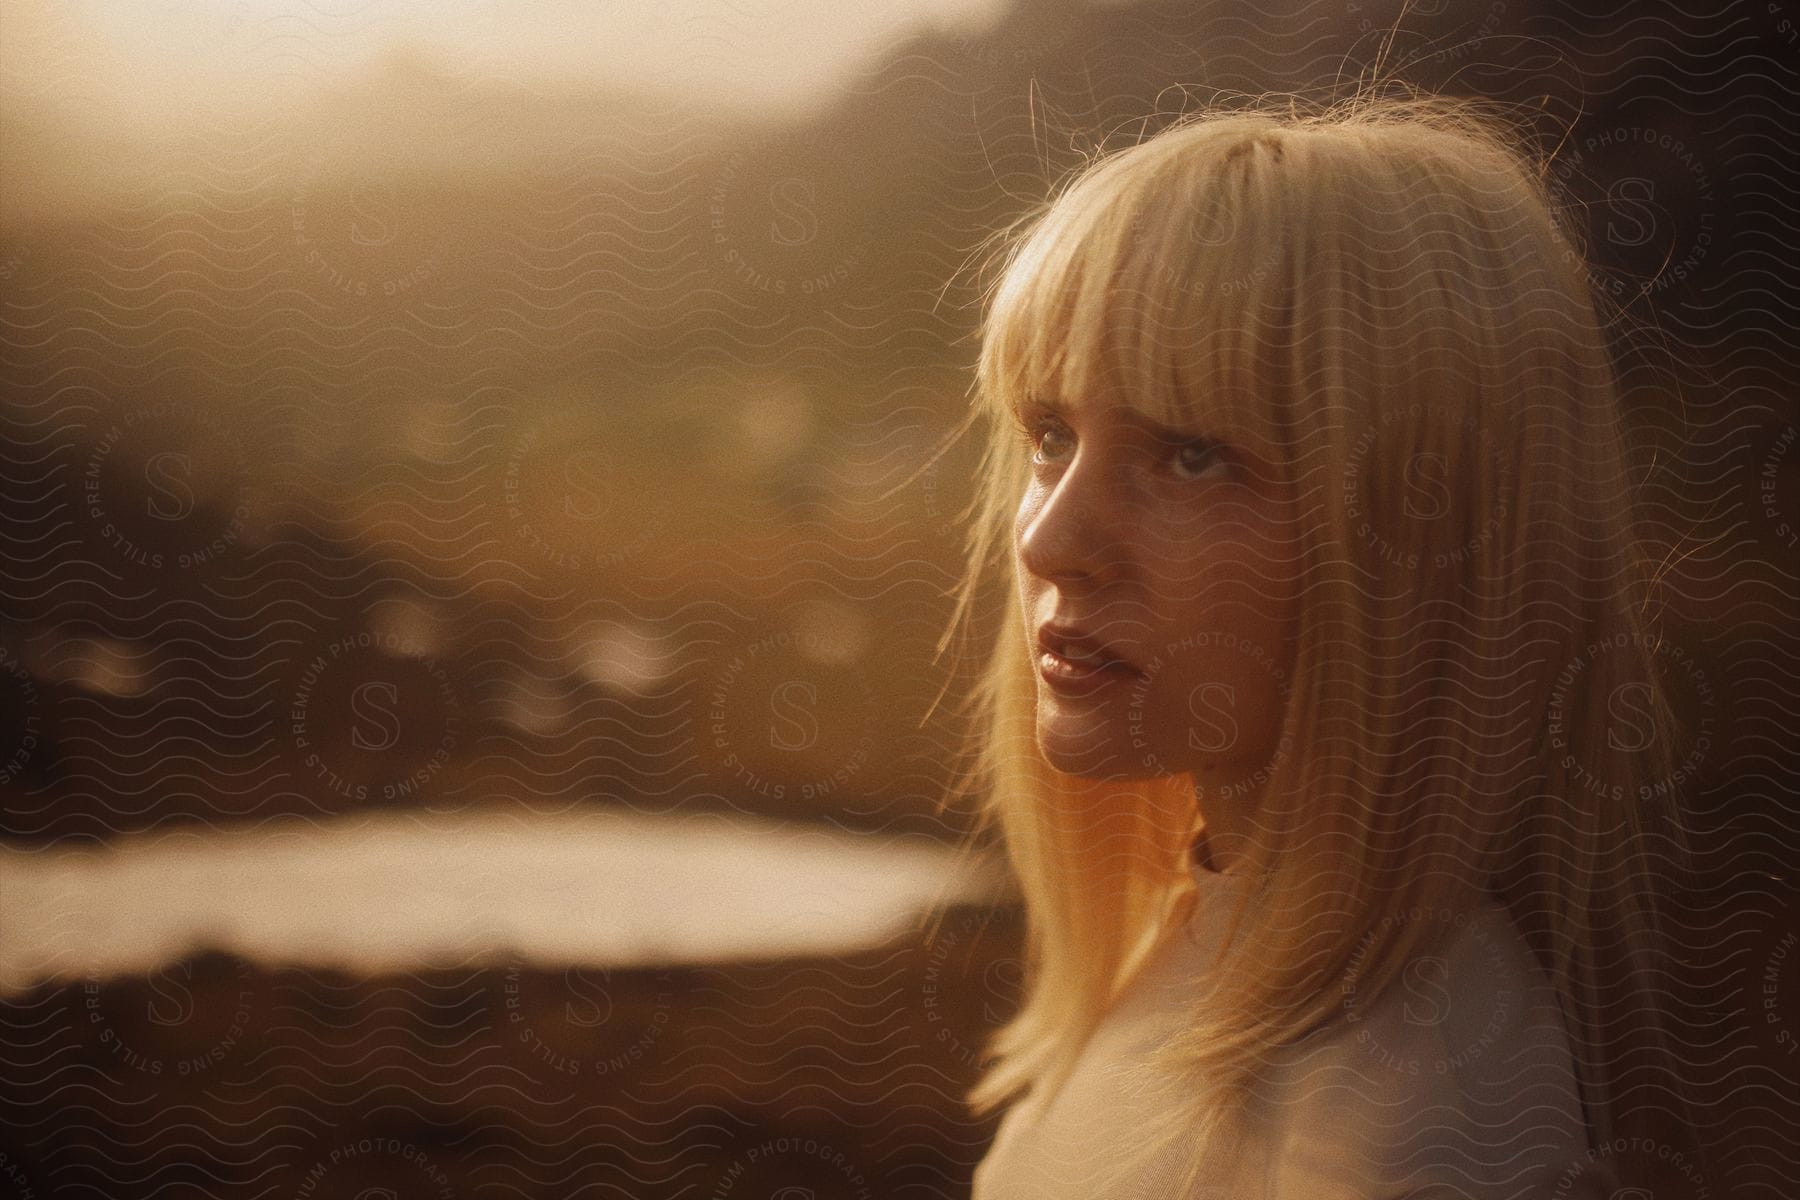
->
[980, 132, 1301, 469]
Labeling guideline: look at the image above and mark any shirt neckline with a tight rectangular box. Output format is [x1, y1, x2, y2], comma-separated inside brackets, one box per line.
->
[1189, 859, 1265, 887]
[1187, 840, 1270, 886]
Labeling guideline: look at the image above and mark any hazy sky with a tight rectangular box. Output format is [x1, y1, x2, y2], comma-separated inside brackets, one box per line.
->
[4, 0, 1063, 124]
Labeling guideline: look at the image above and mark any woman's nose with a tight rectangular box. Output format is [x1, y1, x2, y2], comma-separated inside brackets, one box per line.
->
[1016, 455, 1129, 584]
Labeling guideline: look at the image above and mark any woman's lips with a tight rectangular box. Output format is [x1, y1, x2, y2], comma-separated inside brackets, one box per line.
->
[1037, 647, 1141, 696]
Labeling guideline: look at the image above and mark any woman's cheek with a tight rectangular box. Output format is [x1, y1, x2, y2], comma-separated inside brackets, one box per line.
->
[1141, 501, 1210, 551]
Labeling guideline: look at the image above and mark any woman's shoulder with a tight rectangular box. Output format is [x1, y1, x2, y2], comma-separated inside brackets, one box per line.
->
[1252, 898, 1619, 1198]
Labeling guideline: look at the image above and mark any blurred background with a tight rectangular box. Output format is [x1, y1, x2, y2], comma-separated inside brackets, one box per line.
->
[1, 0, 1797, 1196]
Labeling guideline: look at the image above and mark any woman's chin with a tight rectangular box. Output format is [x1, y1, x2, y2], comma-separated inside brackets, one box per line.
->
[1034, 731, 1162, 781]
[1034, 699, 1181, 780]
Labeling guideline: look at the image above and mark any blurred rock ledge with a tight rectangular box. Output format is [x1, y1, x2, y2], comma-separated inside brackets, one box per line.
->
[0, 900, 1025, 1199]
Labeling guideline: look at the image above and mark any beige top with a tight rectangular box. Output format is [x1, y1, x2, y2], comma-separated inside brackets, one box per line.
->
[971, 855, 1620, 1199]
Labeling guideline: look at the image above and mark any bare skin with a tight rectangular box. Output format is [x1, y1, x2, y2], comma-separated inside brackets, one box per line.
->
[1012, 392, 1301, 874]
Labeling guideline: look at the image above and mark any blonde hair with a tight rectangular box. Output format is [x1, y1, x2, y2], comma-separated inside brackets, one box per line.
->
[933, 86, 1708, 1194]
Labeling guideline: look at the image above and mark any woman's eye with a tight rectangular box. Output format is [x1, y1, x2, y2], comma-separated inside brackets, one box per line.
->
[1169, 438, 1232, 481]
[1016, 415, 1232, 481]
[1018, 416, 1073, 464]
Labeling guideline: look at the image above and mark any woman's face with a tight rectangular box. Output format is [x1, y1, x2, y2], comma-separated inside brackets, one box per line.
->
[1013, 391, 1301, 802]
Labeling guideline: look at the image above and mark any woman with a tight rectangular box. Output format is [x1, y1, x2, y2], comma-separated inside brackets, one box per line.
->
[937, 89, 1710, 1198]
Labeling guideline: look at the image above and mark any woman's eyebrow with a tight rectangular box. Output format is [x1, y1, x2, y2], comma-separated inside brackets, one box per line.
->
[1026, 394, 1221, 443]
[1130, 412, 1209, 441]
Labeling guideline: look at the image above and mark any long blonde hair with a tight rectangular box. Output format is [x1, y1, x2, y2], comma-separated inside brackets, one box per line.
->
[934, 87, 1708, 1193]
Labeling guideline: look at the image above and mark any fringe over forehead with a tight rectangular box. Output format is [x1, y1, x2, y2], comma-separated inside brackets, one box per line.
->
[974, 102, 1591, 475]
